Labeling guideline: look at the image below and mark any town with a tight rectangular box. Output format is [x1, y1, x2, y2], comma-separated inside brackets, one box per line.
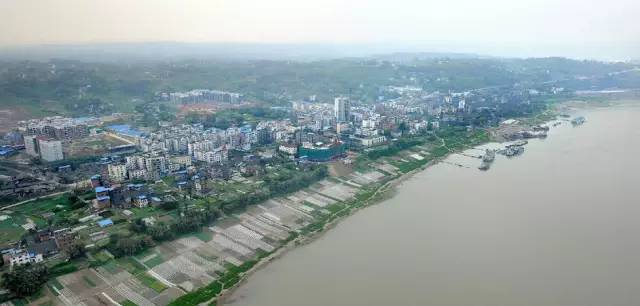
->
[1, 1, 639, 305]
[0, 55, 638, 306]
[0, 79, 577, 305]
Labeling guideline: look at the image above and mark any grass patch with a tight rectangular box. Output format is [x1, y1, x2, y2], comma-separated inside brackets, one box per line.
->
[325, 203, 345, 214]
[116, 257, 146, 274]
[136, 273, 167, 293]
[93, 250, 113, 262]
[300, 220, 326, 235]
[10, 298, 27, 306]
[49, 262, 78, 277]
[222, 276, 240, 288]
[168, 280, 223, 306]
[89, 250, 113, 267]
[46, 279, 64, 295]
[142, 254, 164, 268]
[121, 300, 138, 306]
[101, 260, 119, 273]
[192, 230, 213, 242]
[82, 275, 97, 288]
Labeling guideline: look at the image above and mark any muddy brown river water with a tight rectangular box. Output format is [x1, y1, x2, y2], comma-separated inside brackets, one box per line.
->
[226, 104, 640, 306]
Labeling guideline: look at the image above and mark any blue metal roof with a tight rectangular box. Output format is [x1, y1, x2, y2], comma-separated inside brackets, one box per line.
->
[107, 124, 144, 137]
[0, 149, 13, 156]
[97, 219, 113, 227]
[95, 186, 110, 193]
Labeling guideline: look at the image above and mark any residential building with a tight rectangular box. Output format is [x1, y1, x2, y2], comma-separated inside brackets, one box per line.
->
[23, 135, 39, 157]
[334, 97, 351, 123]
[278, 143, 298, 156]
[38, 139, 64, 162]
[352, 135, 387, 148]
[298, 141, 346, 161]
[108, 164, 128, 182]
[3, 250, 43, 267]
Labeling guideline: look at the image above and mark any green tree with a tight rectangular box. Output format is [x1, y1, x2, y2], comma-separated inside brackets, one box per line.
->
[398, 122, 408, 136]
[1, 263, 49, 297]
[64, 240, 86, 259]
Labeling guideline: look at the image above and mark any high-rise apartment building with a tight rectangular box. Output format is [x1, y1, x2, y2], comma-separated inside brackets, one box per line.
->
[334, 97, 351, 123]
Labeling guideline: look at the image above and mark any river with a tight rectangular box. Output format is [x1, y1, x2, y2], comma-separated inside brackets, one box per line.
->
[226, 104, 640, 306]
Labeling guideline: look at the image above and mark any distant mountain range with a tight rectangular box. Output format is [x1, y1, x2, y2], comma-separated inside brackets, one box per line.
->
[0, 42, 507, 63]
[2, 42, 637, 63]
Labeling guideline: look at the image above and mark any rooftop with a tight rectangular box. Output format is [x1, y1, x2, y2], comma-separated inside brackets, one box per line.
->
[97, 219, 113, 227]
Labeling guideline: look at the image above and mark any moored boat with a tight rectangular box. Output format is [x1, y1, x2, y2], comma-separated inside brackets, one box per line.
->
[571, 116, 586, 126]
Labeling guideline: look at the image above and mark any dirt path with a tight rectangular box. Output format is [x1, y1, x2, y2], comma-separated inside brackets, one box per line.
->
[0, 190, 70, 211]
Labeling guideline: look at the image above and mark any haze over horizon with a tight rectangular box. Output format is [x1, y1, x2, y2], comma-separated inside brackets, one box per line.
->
[1, 0, 639, 60]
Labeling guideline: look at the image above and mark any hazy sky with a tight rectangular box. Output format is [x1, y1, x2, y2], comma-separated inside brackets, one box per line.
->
[1, 0, 639, 59]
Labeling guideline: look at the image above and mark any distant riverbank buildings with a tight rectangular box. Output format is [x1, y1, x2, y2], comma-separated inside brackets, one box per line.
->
[163, 89, 244, 104]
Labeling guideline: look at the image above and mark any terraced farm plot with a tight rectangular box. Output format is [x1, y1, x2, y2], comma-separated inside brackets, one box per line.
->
[312, 181, 358, 201]
[239, 215, 290, 240]
[136, 273, 168, 293]
[351, 170, 386, 184]
[137, 251, 165, 268]
[375, 162, 400, 175]
[51, 149, 396, 305]
[191, 231, 213, 242]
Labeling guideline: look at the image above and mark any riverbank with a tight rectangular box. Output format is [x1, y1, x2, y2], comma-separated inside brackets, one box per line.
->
[216, 152, 442, 305]
[188, 99, 636, 305]
[215, 99, 597, 305]
[218, 102, 640, 306]
[213, 128, 496, 305]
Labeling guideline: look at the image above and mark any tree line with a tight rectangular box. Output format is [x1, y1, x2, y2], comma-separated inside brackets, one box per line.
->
[107, 202, 220, 257]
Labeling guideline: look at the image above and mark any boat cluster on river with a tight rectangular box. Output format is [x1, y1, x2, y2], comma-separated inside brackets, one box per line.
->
[478, 116, 586, 171]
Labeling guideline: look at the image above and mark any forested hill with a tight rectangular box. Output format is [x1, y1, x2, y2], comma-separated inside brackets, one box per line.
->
[0, 56, 637, 117]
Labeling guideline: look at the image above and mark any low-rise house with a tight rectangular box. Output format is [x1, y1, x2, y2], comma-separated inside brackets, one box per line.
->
[122, 210, 134, 218]
[94, 195, 111, 209]
[2, 249, 43, 267]
[20, 228, 66, 260]
[134, 195, 149, 208]
[53, 228, 76, 252]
